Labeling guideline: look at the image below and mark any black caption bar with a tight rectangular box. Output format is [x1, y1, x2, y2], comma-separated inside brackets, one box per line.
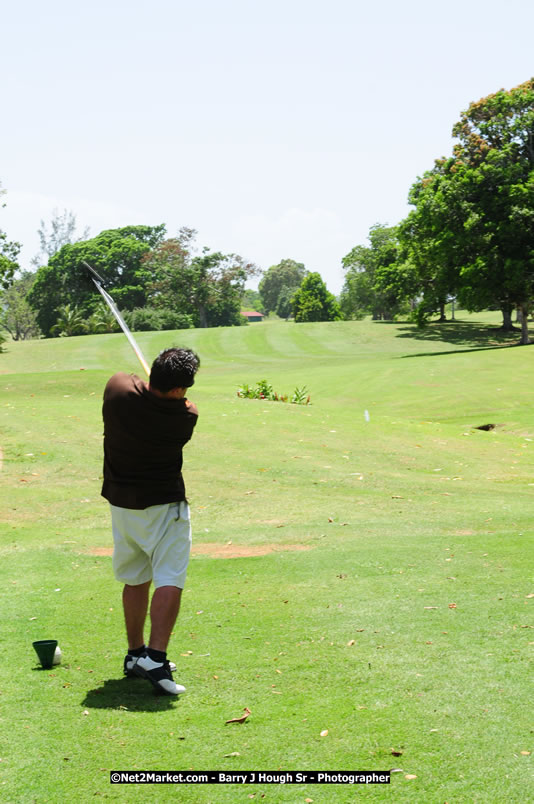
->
[110, 771, 390, 785]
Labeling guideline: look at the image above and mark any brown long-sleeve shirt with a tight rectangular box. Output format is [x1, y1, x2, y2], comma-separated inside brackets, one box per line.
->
[101, 372, 198, 509]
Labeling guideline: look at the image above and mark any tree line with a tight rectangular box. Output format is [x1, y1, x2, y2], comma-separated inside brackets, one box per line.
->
[1, 78, 533, 342]
[340, 78, 534, 344]
[0, 213, 342, 341]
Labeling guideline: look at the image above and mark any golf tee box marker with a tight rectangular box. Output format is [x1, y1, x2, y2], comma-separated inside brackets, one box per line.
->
[32, 639, 58, 669]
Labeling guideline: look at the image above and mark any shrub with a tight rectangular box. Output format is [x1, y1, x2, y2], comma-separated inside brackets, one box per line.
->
[124, 307, 194, 331]
[237, 380, 310, 405]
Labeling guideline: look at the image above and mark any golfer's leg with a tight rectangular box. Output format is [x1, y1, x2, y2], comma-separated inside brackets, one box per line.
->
[123, 581, 151, 649]
[148, 586, 182, 652]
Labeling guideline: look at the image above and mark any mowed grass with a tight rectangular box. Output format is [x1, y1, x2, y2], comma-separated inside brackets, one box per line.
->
[1, 313, 534, 803]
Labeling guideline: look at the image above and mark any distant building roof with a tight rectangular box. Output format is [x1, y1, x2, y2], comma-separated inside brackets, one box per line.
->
[241, 310, 264, 318]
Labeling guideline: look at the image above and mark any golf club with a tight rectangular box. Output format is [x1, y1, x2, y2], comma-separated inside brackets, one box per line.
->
[83, 262, 150, 377]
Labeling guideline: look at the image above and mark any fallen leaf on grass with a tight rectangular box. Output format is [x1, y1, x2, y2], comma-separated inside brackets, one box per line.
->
[520, 751, 531, 756]
[347, 640, 356, 646]
[224, 752, 240, 757]
[448, 603, 457, 609]
[320, 729, 329, 737]
[226, 707, 251, 724]
[82, 710, 89, 716]
[405, 774, 417, 780]
[526, 594, 534, 599]
[391, 749, 403, 757]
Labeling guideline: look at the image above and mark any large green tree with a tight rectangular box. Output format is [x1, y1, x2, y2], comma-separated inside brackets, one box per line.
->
[403, 79, 534, 341]
[144, 229, 259, 328]
[259, 258, 307, 315]
[399, 168, 464, 325]
[28, 224, 166, 336]
[291, 272, 342, 322]
[340, 224, 413, 320]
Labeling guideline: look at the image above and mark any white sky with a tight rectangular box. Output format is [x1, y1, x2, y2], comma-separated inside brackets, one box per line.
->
[2, 0, 533, 294]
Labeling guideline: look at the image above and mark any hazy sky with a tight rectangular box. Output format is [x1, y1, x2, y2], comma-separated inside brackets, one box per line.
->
[2, 0, 533, 293]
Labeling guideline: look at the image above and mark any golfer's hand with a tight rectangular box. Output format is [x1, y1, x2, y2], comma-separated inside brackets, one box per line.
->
[185, 399, 198, 416]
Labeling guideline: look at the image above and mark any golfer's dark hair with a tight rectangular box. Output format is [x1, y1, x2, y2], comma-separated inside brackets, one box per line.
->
[149, 348, 200, 392]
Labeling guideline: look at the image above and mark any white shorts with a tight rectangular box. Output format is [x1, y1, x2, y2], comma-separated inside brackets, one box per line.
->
[110, 501, 192, 589]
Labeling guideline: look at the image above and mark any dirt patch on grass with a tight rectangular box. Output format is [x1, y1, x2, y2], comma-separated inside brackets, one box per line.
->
[86, 543, 312, 559]
[192, 543, 312, 558]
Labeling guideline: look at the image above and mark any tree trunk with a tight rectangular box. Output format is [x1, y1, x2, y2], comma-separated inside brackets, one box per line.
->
[438, 302, 446, 322]
[516, 306, 523, 323]
[500, 304, 515, 331]
[198, 304, 208, 328]
[520, 304, 531, 344]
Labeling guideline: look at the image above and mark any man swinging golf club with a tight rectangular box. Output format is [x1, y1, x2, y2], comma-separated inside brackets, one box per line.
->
[101, 347, 200, 695]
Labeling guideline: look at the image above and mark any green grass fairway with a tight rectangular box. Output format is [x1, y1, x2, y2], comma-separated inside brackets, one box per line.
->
[2, 314, 534, 802]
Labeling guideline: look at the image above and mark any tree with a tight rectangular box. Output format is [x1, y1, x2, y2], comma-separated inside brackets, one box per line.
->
[145, 230, 259, 328]
[0, 182, 21, 290]
[403, 79, 534, 341]
[241, 288, 264, 313]
[340, 225, 412, 320]
[0, 272, 41, 340]
[32, 208, 90, 267]
[451, 79, 534, 343]
[50, 304, 88, 337]
[275, 286, 296, 319]
[291, 273, 342, 322]
[399, 169, 464, 325]
[259, 259, 307, 315]
[28, 224, 166, 336]
[87, 302, 120, 334]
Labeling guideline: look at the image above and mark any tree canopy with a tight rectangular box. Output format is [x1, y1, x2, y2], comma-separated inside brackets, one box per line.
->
[28, 224, 166, 336]
[291, 272, 342, 322]
[144, 228, 259, 328]
[342, 79, 534, 337]
[340, 224, 414, 320]
[259, 259, 307, 315]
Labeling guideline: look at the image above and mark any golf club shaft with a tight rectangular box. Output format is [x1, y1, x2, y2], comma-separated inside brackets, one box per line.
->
[88, 273, 150, 377]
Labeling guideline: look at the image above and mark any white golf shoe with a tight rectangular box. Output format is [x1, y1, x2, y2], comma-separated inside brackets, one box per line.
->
[134, 654, 186, 696]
